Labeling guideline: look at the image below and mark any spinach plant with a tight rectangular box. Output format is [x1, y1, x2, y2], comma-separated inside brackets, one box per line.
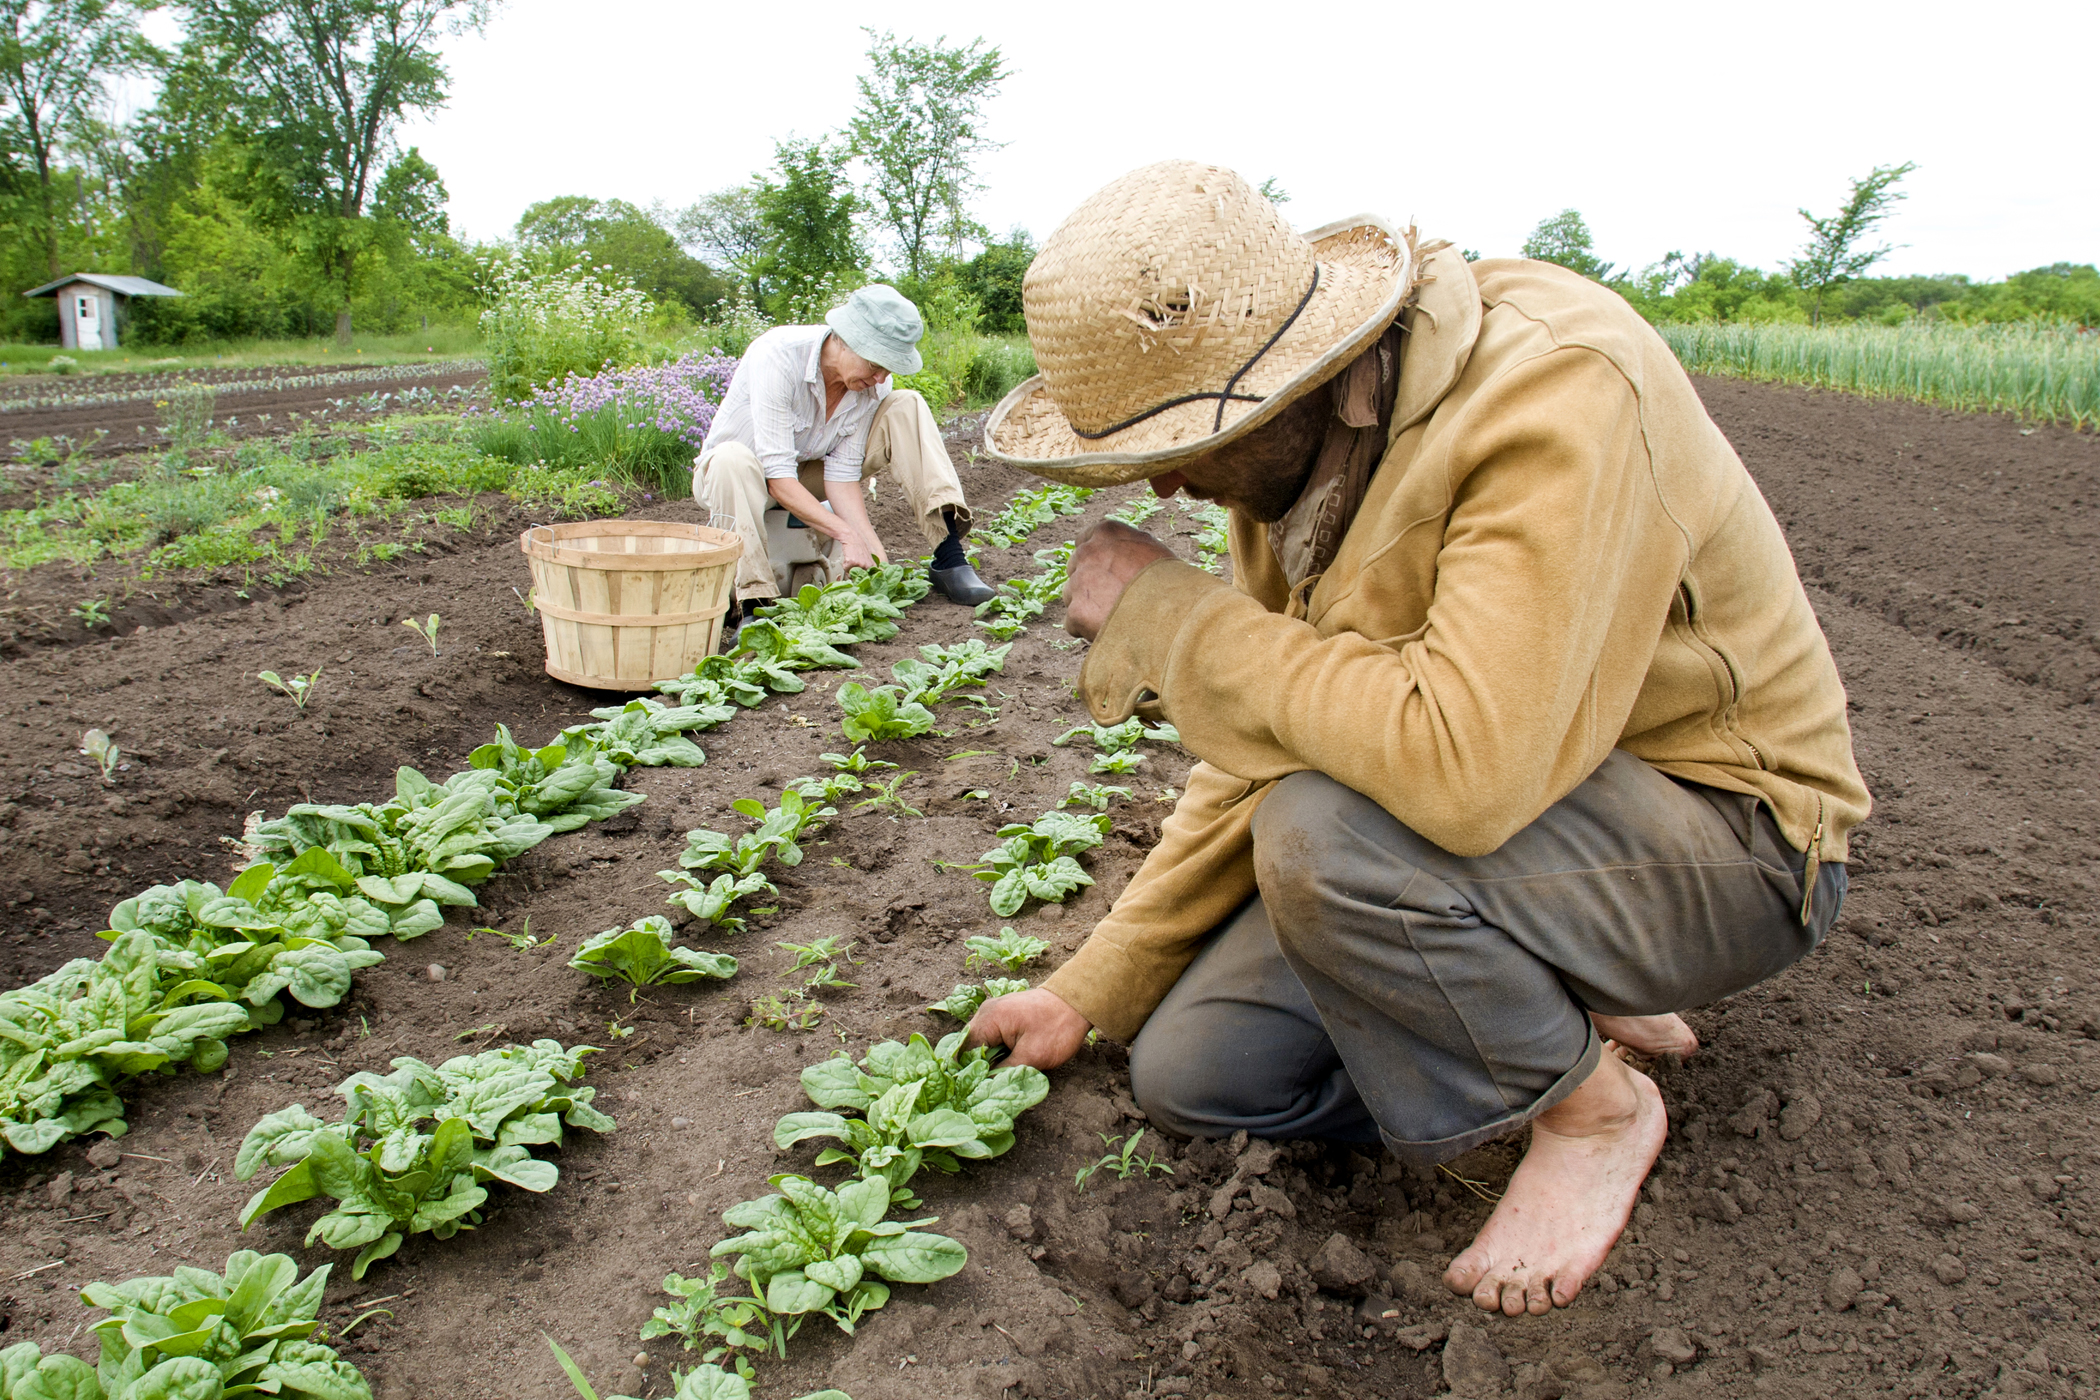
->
[1060, 780, 1133, 811]
[236, 1040, 613, 1277]
[821, 746, 897, 776]
[676, 791, 832, 882]
[0, 932, 252, 1156]
[777, 1031, 1049, 1197]
[969, 810, 1110, 916]
[975, 483, 1092, 548]
[928, 978, 1030, 1022]
[836, 683, 935, 743]
[463, 725, 644, 831]
[660, 870, 773, 933]
[964, 927, 1048, 973]
[851, 770, 922, 819]
[571, 917, 738, 995]
[710, 1174, 968, 1331]
[563, 697, 725, 767]
[0, 1250, 374, 1400]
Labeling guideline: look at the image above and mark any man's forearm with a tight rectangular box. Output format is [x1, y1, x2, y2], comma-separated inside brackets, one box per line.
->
[822, 479, 884, 561]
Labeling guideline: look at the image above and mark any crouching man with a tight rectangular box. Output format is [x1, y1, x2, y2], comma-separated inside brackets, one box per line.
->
[965, 162, 1869, 1316]
[693, 283, 996, 625]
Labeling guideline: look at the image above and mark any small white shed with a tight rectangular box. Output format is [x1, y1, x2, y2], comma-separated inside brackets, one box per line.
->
[23, 273, 184, 351]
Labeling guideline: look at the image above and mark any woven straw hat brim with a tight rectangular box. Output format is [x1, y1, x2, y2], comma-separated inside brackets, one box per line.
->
[984, 215, 1411, 487]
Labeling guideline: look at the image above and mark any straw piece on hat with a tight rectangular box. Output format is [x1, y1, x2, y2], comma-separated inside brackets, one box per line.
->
[985, 161, 1412, 486]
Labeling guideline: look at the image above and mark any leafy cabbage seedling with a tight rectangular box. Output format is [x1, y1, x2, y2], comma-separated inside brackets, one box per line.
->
[964, 927, 1049, 973]
[969, 811, 1110, 916]
[570, 917, 738, 994]
[236, 1040, 613, 1277]
[836, 683, 936, 743]
[929, 978, 1031, 1022]
[710, 1174, 967, 1332]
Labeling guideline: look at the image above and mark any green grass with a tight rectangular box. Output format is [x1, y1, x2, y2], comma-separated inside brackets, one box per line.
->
[0, 420, 621, 584]
[1660, 320, 2099, 429]
[0, 325, 485, 378]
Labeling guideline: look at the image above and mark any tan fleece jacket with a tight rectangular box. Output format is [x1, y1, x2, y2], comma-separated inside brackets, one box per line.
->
[1044, 249, 1872, 1043]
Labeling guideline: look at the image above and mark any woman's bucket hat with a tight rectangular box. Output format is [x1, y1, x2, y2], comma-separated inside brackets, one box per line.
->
[826, 284, 925, 376]
[985, 161, 1413, 487]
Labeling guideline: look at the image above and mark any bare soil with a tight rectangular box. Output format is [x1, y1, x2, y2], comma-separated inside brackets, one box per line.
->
[0, 380, 2096, 1400]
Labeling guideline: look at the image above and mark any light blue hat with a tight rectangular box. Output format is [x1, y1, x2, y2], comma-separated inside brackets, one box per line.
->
[825, 284, 925, 376]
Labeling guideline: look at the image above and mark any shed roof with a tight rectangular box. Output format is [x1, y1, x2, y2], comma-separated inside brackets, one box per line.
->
[23, 273, 183, 299]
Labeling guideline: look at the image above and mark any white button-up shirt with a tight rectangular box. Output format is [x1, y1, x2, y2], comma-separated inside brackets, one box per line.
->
[702, 324, 889, 482]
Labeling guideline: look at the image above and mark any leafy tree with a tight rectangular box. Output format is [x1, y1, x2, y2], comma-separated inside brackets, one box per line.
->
[1257, 176, 1289, 205]
[0, 0, 159, 278]
[953, 228, 1031, 333]
[847, 29, 1006, 281]
[754, 134, 862, 321]
[516, 194, 726, 317]
[1521, 208, 1617, 282]
[179, 0, 490, 342]
[676, 184, 765, 305]
[1787, 161, 1917, 326]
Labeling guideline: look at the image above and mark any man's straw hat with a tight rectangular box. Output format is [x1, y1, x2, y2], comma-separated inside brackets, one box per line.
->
[984, 160, 1413, 487]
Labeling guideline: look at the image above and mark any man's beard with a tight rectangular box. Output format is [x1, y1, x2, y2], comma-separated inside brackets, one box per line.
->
[1181, 390, 1330, 523]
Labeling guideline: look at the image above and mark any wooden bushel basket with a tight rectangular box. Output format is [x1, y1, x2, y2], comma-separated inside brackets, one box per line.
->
[519, 520, 742, 689]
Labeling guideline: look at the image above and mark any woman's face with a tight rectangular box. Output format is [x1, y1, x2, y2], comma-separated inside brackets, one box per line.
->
[824, 335, 891, 393]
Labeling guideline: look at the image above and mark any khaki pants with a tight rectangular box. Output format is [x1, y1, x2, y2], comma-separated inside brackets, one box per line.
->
[692, 390, 972, 600]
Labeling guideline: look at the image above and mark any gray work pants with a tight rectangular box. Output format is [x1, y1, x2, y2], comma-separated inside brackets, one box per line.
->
[1127, 751, 1847, 1165]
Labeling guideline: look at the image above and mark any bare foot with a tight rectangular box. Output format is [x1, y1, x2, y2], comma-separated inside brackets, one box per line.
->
[1442, 1046, 1667, 1315]
[1591, 1011, 1699, 1059]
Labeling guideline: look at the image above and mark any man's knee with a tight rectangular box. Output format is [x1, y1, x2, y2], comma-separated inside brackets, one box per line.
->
[1129, 1016, 1260, 1138]
[1252, 771, 1366, 917]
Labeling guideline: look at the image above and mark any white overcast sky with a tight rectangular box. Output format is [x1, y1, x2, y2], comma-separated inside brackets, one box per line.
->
[175, 0, 2100, 281]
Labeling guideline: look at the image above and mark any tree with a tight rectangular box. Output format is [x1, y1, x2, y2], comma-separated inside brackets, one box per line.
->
[954, 228, 1032, 333]
[515, 194, 727, 317]
[753, 134, 862, 321]
[0, 0, 158, 278]
[1521, 208, 1618, 282]
[847, 29, 1006, 281]
[1788, 161, 1917, 325]
[675, 184, 764, 305]
[179, 0, 489, 342]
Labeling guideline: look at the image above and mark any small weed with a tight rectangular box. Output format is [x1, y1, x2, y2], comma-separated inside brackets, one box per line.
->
[71, 596, 111, 628]
[473, 918, 550, 951]
[258, 668, 322, 710]
[747, 990, 825, 1032]
[852, 769, 923, 819]
[1075, 1129, 1175, 1192]
[433, 503, 477, 532]
[402, 613, 441, 655]
[78, 728, 120, 783]
[355, 541, 407, 568]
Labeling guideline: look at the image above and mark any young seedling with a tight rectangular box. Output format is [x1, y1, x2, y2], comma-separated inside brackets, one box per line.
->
[474, 917, 552, 951]
[639, 1261, 801, 1376]
[71, 596, 111, 628]
[1059, 781, 1132, 812]
[402, 612, 441, 655]
[258, 667, 323, 710]
[78, 728, 120, 784]
[964, 927, 1049, 974]
[747, 990, 825, 1032]
[852, 770, 923, 819]
[780, 936, 858, 992]
[822, 745, 898, 776]
[1074, 1129, 1175, 1192]
[571, 916, 738, 999]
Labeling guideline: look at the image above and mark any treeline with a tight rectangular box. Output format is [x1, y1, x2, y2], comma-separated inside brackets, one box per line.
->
[0, 8, 1029, 348]
[1515, 169, 2098, 331]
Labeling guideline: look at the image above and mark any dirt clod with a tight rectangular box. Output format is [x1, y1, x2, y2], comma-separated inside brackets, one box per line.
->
[1443, 1322, 1512, 1398]
[1308, 1232, 1377, 1295]
[1649, 1327, 1698, 1365]
[1934, 1253, 1969, 1285]
[84, 1140, 121, 1169]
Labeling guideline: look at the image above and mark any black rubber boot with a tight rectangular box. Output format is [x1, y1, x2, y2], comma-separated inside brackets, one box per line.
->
[929, 563, 997, 606]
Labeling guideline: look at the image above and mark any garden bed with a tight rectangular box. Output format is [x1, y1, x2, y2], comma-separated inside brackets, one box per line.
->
[0, 382, 2096, 1400]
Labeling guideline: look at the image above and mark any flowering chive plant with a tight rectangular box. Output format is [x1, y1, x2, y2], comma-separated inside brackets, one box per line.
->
[472, 352, 740, 495]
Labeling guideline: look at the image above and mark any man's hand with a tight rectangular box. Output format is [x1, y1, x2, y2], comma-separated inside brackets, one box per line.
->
[1064, 520, 1178, 640]
[839, 534, 879, 573]
[964, 986, 1092, 1071]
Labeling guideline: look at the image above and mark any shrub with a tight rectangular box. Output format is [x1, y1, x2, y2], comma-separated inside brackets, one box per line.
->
[481, 259, 653, 402]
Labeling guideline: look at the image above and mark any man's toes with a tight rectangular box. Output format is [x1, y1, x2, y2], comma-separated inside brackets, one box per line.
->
[1552, 1272, 1585, 1308]
[1524, 1271, 1555, 1315]
[1443, 1250, 1489, 1295]
[1472, 1274, 1508, 1313]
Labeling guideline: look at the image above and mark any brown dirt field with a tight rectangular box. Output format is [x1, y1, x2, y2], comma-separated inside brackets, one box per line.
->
[0, 380, 2096, 1400]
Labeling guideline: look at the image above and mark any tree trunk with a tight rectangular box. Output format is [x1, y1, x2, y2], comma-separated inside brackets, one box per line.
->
[335, 306, 353, 345]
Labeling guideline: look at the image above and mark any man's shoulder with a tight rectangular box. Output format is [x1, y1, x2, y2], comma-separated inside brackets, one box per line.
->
[1467, 259, 1674, 391]
[745, 323, 828, 358]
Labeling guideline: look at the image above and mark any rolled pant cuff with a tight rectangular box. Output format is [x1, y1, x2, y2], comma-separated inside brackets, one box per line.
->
[1377, 1022, 1603, 1169]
